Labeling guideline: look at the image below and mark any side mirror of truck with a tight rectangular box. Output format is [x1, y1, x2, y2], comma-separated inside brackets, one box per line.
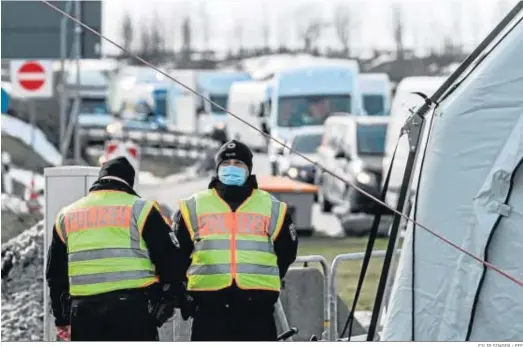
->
[335, 150, 346, 159]
[261, 122, 269, 135]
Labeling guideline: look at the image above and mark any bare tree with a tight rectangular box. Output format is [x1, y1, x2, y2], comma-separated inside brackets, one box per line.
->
[139, 22, 151, 59]
[295, 3, 324, 53]
[391, 2, 405, 60]
[261, 5, 270, 51]
[276, 11, 290, 50]
[333, 3, 352, 56]
[150, 12, 166, 58]
[121, 12, 134, 54]
[181, 17, 192, 64]
[234, 21, 245, 55]
[199, 1, 210, 55]
[450, 0, 463, 54]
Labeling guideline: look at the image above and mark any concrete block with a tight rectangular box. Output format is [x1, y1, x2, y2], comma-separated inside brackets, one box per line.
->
[278, 267, 324, 341]
[336, 296, 366, 338]
[278, 267, 366, 341]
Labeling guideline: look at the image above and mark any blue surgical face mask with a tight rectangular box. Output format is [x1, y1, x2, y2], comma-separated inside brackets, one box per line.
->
[218, 165, 247, 186]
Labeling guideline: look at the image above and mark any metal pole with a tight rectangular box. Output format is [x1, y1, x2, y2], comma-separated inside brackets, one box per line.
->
[366, 113, 425, 341]
[59, 0, 73, 160]
[274, 298, 293, 341]
[29, 100, 37, 190]
[73, 0, 82, 163]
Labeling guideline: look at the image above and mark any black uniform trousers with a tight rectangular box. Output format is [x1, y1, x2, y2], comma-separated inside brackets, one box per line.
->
[190, 303, 277, 341]
[70, 293, 159, 341]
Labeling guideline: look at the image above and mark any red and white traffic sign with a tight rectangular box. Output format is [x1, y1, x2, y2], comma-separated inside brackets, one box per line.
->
[100, 140, 141, 184]
[10, 60, 53, 98]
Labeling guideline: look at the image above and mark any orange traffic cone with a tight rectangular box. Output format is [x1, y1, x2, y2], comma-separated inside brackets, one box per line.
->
[26, 176, 40, 213]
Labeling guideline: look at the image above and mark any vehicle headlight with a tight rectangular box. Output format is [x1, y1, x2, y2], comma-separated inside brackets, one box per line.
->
[288, 167, 298, 178]
[214, 122, 225, 130]
[106, 122, 124, 136]
[356, 171, 373, 185]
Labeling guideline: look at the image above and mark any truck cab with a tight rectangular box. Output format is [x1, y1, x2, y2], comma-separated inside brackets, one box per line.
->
[196, 71, 252, 135]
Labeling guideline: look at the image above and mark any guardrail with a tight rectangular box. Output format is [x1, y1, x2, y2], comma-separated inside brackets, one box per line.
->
[80, 126, 221, 163]
[79, 127, 221, 151]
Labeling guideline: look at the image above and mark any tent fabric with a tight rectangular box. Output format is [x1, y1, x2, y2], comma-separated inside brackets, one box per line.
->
[382, 14, 523, 341]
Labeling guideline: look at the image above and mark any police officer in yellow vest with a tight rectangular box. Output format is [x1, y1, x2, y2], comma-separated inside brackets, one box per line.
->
[46, 157, 185, 341]
[172, 140, 299, 341]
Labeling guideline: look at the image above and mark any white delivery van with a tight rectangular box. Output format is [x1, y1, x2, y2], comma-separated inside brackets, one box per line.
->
[382, 76, 447, 210]
[226, 79, 271, 152]
[196, 71, 252, 134]
[267, 61, 362, 174]
[359, 73, 392, 116]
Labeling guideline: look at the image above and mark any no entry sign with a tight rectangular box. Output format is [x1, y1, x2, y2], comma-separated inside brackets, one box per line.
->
[10, 60, 53, 98]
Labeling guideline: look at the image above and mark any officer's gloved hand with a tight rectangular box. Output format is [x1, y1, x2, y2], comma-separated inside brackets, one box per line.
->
[179, 293, 196, 321]
[150, 298, 176, 327]
[149, 284, 177, 327]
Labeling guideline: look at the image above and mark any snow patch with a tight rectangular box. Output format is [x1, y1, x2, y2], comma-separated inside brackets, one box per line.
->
[1, 114, 62, 166]
[1, 194, 29, 214]
[138, 171, 163, 185]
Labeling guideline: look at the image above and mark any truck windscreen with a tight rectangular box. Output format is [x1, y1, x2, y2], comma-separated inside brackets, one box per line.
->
[79, 97, 108, 114]
[277, 95, 351, 127]
[210, 95, 228, 113]
[356, 124, 387, 155]
[363, 94, 386, 116]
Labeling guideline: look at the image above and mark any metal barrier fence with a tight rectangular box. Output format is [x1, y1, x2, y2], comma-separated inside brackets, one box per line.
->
[81, 128, 221, 162]
[80, 127, 220, 151]
[328, 249, 401, 341]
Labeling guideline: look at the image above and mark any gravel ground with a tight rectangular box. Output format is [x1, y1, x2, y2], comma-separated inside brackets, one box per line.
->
[1, 220, 45, 342]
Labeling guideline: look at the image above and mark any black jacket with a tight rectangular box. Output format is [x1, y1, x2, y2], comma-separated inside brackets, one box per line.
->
[172, 175, 299, 309]
[45, 179, 185, 327]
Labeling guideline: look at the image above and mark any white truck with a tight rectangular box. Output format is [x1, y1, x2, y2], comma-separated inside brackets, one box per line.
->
[359, 73, 392, 116]
[266, 61, 362, 175]
[196, 70, 252, 134]
[382, 76, 448, 214]
[226, 79, 271, 152]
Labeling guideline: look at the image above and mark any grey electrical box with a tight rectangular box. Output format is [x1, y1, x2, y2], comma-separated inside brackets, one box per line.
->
[1, 1, 102, 59]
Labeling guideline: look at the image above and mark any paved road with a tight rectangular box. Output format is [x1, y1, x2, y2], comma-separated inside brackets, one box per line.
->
[138, 153, 345, 237]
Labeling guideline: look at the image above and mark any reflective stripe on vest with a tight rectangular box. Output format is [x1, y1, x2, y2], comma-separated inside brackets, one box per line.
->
[180, 189, 286, 292]
[60, 191, 158, 296]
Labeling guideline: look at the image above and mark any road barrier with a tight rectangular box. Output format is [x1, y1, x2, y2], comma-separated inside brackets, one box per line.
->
[329, 249, 401, 341]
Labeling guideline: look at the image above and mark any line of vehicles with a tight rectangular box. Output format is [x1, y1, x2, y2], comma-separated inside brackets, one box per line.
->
[254, 67, 447, 235]
[65, 57, 447, 235]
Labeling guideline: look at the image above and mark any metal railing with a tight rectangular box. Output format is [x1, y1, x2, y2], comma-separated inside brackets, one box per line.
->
[328, 249, 401, 341]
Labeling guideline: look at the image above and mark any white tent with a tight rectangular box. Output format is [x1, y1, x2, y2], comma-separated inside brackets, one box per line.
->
[382, 5, 523, 341]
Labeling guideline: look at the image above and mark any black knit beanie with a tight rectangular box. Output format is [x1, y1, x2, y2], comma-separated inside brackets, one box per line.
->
[98, 156, 136, 187]
[214, 139, 253, 173]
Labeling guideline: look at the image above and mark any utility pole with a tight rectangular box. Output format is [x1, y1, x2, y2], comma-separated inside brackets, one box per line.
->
[73, 0, 82, 163]
[59, 0, 74, 162]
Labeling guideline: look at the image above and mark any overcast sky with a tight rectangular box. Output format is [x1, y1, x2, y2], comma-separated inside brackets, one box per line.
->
[102, 0, 519, 56]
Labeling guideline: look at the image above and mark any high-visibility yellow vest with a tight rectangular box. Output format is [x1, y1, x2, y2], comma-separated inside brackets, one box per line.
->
[179, 188, 287, 292]
[55, 190, 159, 296]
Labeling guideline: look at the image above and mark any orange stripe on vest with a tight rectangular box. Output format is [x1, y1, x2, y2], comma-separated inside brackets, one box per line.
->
[65, 206, 132, 233]
[196, 213, 270, 237]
